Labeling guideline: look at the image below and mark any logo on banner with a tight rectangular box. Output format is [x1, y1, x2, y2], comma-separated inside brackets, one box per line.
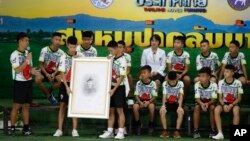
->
[228, 0, 250, 11]
[136, 0, 208, 13]
[91, 0, 113, 9]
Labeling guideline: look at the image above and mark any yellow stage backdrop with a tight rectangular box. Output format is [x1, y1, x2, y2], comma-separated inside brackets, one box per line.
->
[0, 0, 250, 48]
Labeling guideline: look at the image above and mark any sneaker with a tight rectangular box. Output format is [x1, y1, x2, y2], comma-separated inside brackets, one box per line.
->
[209, 129, 217, 138]
[114, 131, 125, 139]
[193, 129, 201, 138]
[72, 129, 79, 137]
[160, 130, 169, 138]
[136, 124, 142, 136]
[173, 130, 181, 139]
[48, 94, 58, 105]
[8, 128, 16, 136]
[212, 133, 224, 140]
[22, 127, 32, 136]
[99, 131, 114, 139]
[53, 129, 63, 137]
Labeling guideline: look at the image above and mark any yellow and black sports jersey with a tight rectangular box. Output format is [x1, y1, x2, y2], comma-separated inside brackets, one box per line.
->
[76, 45, 97, 57]
[162, 80, 184, 104]
[134, 80, 157, 101]
[112, 55, 127, 86]
[39, 46, 65, 74]
[10, 50, 33, 81]
[196, 51, 221, 74]
[166, 50, 190, 72]
[194, 81, 217, 103]
[222, 52, 246, 74]
[218, 79, 243, 104]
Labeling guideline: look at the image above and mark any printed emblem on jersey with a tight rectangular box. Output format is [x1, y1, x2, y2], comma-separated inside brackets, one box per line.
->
[226, 93, 235, 104]
[23, 65, 31, 80]
[140, 93, 150, 101]
[174, 63, 184, 71]
[167, 95, 177, 104]
[45, 61, 56, 73]
[66, 68, 71, 81]
[112, 69, 118, 83]
[199, 90, 212, 103]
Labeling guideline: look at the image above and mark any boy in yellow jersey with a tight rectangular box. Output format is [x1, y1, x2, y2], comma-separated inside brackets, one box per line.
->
[166, 36, 190, 102]
[213, 64, 243, 140]
[35, 32, 64, 105]
[133, 65, 157, 136]
[9, 32, 39, 136]
[193, 67, 217, 138]
[159, 71, 184, 139]
[76, 30, 97, 57]
[194, 39, 221, 83]
[53, 36, 83, 137]
[99, 40, 127, 140]
[219, 40, 249, 86]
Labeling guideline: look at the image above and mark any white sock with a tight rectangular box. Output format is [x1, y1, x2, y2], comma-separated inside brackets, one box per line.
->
[217, 132, 223, 135]
[108, 128, 113, 133]
[118, 128, 124, 133]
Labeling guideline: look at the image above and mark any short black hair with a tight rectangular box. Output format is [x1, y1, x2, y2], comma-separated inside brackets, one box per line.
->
[52, 32, 62, 38]
[199, 67, 211, 76]
[141, 65, 151, 72]
[117, 40, 126, 47]
[150, 34, 161, 45]
[174, 36, 185, 44]
[168, 71, 177, 80]
[200, 39, 209, 45]
[107, 40, 118, 48]
[67, 36, 77, 45]
[230, 40, 240, 47]
[225, 64, 235, 71]
[16, 32, 28, 43]
[82, 31, 94, 38]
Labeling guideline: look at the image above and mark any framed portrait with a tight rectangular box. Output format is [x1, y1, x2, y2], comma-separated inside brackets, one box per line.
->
[67, 57, 112, 119]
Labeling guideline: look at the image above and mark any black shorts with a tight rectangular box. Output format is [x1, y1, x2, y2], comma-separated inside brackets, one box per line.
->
[233, 73, 244, 79]
[41, 71, 60, 82]
[59, 82, 70, 104]
[165, 102, 179, 112]
[110, 86, 126, 108]
[219, 102, 240, 107]
[152, 73, 165, 83]
[13, 80, 32, 104]
[195, 101, 216, 107]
